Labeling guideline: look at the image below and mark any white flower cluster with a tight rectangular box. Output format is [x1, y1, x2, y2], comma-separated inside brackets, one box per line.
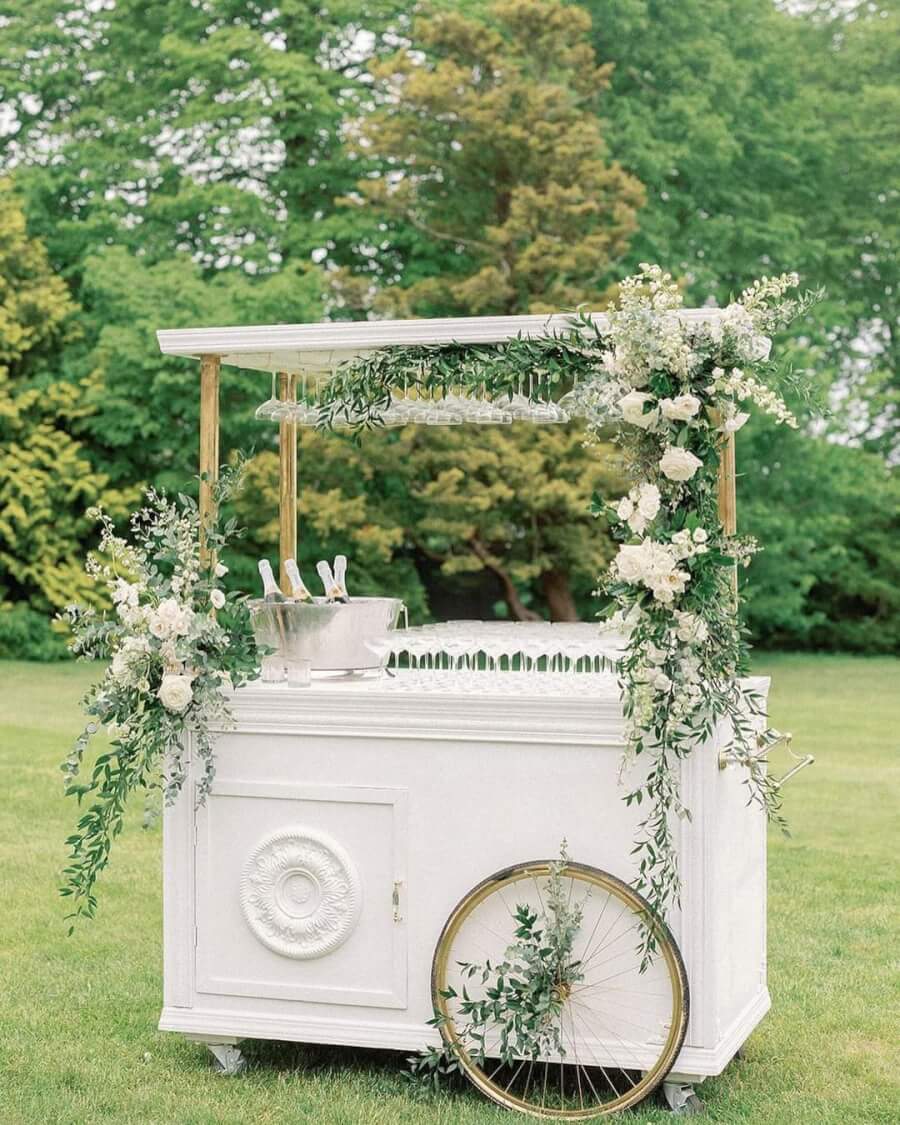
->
[612, 540, 690, 605]
[612, 482, 660, 535]
[708, 367, 796, 428]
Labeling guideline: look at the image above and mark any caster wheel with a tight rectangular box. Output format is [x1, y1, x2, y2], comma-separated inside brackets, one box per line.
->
[207, 1043, 246, 1076]
[662, 1081, 706, 1114]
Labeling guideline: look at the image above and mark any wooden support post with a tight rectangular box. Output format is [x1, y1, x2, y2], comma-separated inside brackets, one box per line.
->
[278, 371, 297, 595]
[717, 431, 737, 596]
[199, 354, 221, 568]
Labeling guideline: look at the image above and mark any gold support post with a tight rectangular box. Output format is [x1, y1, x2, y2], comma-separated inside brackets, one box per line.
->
[199, 354, 221, 568]
[278, 371, 298, 595]
[717, 431, 738, 596]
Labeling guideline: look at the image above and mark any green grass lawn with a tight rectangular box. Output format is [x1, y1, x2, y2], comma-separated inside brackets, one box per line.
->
[0, 654, 897, 1124]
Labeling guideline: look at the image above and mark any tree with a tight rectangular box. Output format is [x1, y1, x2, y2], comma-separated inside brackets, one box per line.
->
[0, 0, 405, 277]
[0, 183, 124, 656]
[333, 0, 644, 316]
[585, 0, 898, 451]
[740, 417, 900, 654]
[318, 0, 636, 619]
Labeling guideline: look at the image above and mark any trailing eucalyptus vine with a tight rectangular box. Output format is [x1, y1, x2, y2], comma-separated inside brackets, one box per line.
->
[318, 265, 818, 952]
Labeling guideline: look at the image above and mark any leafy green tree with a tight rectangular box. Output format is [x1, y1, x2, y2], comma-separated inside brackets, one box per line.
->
[0, 0, 404, 276]
[0, 183, 125, 656]
[319, 0, 635, 618]
[333, 0, 644, 316]
[740, 418, 900, 653]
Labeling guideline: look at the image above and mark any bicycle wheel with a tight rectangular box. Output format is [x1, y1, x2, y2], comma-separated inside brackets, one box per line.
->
[431, 860, 688, 1119]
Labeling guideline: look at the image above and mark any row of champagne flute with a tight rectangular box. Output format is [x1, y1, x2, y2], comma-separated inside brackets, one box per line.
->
[369, 620, 625, 675]
[254, 373, 592, 426]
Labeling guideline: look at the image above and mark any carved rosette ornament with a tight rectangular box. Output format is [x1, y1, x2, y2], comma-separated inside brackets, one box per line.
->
[240, 828, 362, 959]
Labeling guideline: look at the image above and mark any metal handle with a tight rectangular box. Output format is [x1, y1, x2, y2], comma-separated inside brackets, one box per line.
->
[773, 751, 815, 788]
[719, 730, 815, 787]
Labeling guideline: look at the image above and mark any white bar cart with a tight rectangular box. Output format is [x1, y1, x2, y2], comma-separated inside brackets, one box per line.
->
[155, 314, 777, 1116]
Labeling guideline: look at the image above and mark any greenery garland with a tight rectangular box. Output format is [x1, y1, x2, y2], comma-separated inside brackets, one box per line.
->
[319, 265, 818, 956]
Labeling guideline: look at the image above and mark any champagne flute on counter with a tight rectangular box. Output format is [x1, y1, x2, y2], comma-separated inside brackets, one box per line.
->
[285, 559, 314, 603]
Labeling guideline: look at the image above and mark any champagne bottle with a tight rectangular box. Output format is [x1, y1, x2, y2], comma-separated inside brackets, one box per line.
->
[258, 559, 288, 603]
[285, 559, 313, 603]
[316, 559, 348, 604]
[333, 554, 350, 601]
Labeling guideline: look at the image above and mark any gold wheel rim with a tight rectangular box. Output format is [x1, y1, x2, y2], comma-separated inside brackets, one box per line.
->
[432, 861, 689, 1120]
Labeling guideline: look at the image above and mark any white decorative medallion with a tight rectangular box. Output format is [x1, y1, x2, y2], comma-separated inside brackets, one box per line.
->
[240, 828, 362, 959]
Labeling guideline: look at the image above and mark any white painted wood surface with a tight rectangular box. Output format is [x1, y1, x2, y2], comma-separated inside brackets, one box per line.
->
[156, 308, 725, 374]
[160, 672, 769, 1081]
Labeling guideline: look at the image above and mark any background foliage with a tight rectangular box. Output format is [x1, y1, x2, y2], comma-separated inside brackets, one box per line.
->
[0, 0, 896, 656]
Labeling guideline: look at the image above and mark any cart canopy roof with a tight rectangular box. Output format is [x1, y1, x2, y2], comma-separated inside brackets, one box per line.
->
[157, 309, 722, 375]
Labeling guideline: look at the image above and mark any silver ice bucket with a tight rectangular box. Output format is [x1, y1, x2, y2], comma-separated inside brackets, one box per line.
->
[250, 597, 403, 672]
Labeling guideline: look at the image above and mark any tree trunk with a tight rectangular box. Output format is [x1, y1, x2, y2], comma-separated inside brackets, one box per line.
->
[469, 538, 542, 622]
[541, 569, 580, 622]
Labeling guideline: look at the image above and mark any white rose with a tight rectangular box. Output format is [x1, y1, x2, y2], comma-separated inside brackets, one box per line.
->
[659, 446, 703, 482]
[215, 563, 229, 578]
[635, 483, 660, 521]
[210, 589, 226, 610]
[158, 673, 194, 714]
[649, 568, 689, 603]
[111, 649, 132, 683]
[616, 497, 634, 521]
[619, 391, 658, 429]
[660, 394, 701, 422]
[653, 671, 672, 692]
[693, 527, 708, 543]
[613, 544, 648, 584]
[149, 597, 192, 639]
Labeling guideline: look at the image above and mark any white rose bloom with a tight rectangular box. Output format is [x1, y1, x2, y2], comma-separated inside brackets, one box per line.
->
[635, 483, 661, 521]
[619, 391, 658, 429]
[612, 544, 647, 584]
[214, 562, 229, 578]
[653, 671, 672, 693]
[660, 394, 701, 422]
[616, 497, 634, 521]
[693, 527, 708, 543]
[210, 589, 226, 610]
[660, 446, 703, 482]
[149, 597, 193, 639]
[111, 649, 132, 683]
[158, 673, 194, 714]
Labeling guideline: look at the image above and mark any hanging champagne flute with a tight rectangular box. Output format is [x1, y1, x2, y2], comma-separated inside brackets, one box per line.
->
[254, 370, 280, 421]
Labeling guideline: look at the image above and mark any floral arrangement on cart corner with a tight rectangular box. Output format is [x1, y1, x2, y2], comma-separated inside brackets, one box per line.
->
[59, 464, 261, 930]
[319, 264, 819, 963]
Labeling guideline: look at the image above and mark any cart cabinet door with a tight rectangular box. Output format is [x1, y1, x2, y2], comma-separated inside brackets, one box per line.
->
[194, 782, 408, 1009]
